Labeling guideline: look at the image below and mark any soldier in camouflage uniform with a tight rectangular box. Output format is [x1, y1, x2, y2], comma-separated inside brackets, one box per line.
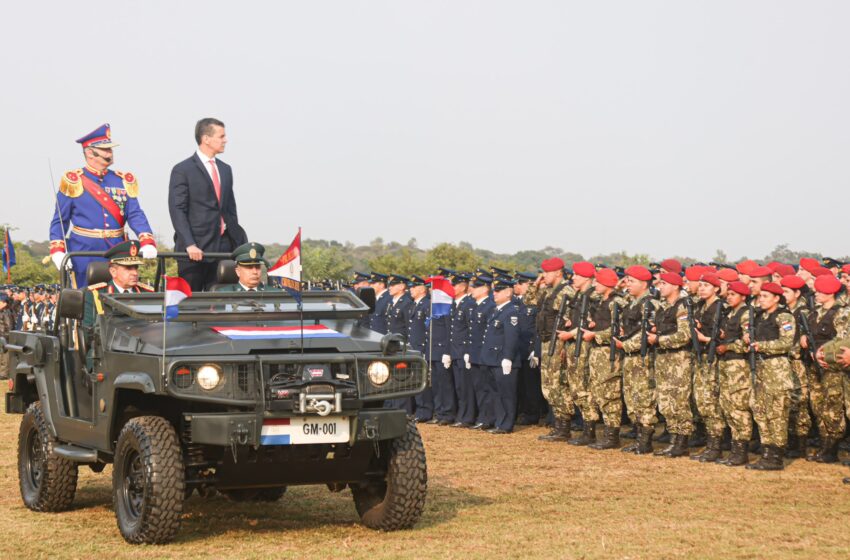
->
[0, 294, 14, 379]
[744, 282, 795, 471]
[649, 272, 694, 457]
[780, 275, 814, 458]
[715, 281, 755, 466]
[614, 265, 660, 455]
[690, 273, 727, 462]
[586, 268, 625, 450]
[526, 258, 576, 442]
[816, 318, 850, 483]
[802, 274, 850, 463]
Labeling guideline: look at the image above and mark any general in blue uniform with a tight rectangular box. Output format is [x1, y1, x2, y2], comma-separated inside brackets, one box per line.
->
[49, 124, 156, 287]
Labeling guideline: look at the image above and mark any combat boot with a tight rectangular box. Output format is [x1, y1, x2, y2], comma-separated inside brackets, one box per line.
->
[568, 420, 596, 446]
[808, 437, 839, 463]
[634, 424, 655, 455]
[721, 439, 749, 467]
[539, 416, 572, 442]
[746, 445, 785, 471]
[589, 426, 620, 450]
[785, 433, 806, 459]
[699, 435, 722, 463]
[654, 434, 678, 457]
[621, 423, 638, 439]
[669, 434, 690, 458]
[654, 426, 671, 443]
[689, 423, 707, 448]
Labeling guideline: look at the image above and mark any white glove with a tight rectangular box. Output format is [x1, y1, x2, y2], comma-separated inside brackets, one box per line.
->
[22, 314, 30, 323]
[441, 354, 452, 369]
[140, 244, 158, 259]
[501, 359, 513, 375]
[51, 252, 70, 270]
[528, 351, 539, 368]
[31, 316, 39, 325]
[463, 353, 471, 370]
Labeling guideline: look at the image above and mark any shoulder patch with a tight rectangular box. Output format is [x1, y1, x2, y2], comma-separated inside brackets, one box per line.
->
[59, 169, 84, 198]
[116, 170, 139, 197]
[137, 282, 154, 292]
[510, 316, 518, 326]
[87, 282, 108, 291]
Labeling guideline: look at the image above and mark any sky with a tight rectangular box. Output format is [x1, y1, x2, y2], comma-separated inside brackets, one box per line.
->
[2, 1, 848, 261]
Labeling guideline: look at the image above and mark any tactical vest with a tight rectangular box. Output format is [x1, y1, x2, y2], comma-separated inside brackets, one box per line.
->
[754, 309, 783, 342]
[621, 295, 650, 340]
[536, 282, 568, 342]
[696, 298, 721, 333]
[720, 305, 747, 360]
[811, 306, 839, 347]
[592, 294, 616, 332]
[655, 299, 685, 336]
[569, 289, 594, 330]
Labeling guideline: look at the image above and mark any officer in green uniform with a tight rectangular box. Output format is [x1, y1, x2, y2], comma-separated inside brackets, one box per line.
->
[216, 242, 278, 292]
[83, 240, 154, 328]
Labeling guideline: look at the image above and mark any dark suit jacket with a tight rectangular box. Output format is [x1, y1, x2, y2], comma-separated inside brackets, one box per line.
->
[168, 153, 248, 252]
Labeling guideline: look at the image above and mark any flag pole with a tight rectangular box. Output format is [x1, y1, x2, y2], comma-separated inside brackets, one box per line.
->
[298, 226, 304, 355]
[4, 228, 10, 283]
[428, 285, 434, 381]
[161, 274, 167, 380]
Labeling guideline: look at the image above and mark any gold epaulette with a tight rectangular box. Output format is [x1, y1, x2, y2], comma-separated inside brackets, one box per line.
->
[115, 170, 139, 198]
[59, 169, 84, 198]
[87, 282, 108, 291]
[137, 282, 154, 292]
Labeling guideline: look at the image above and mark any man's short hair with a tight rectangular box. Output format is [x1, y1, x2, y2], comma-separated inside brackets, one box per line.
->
[195, 117, 225, 145]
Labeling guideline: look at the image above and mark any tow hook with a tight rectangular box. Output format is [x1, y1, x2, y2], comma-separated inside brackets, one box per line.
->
[230, 423, 250, 462]
[363, 418, 379, 440]
[299, 392, 343, 416]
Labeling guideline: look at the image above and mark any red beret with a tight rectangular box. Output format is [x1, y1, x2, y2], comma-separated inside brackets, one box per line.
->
[700, 273, 720, 288]
[659, 272, 683, 287]
[749, 266, 773, 279]
[625, 265, 652, 282]
[736, 260, 757, 275]
[811, 266, 833, 278]
[766, 261, 781, 272]
[773, 263, 796, 277]
[684, 266, 704, 282]
[595, 268, 618, 288]
[661, 259, 682, 274]
[842, 264, 850, 275]
[815, 275, 842, 295]
[727, 281, 751, 296]
[761, 282, 784, 296]
[780, 275, 805, 290]
[541, 257, 564, 272]
[800, 258, 820, 273]
[573, 261, 596, 278]
[717, 268, 739, 282]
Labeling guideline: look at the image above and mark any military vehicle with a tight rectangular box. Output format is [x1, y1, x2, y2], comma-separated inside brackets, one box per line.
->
[2, 253, 428, 544]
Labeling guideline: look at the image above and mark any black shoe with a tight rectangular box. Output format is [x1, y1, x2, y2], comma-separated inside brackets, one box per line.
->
[515, 415, 539, 426]
[437, 419, 454, 426]
[424, 418, 439, 425]
[471, 422, 487, 430]
[843, 477, 850, 485]
[487, 428, 511, 434]
[451, 421, 472, 428]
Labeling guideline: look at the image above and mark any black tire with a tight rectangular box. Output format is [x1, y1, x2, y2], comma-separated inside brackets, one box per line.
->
[18, 402, 78, 512]
[352, 419, 427, 530]
[222, 486, 287, 502]
[113, 416, 184, 544]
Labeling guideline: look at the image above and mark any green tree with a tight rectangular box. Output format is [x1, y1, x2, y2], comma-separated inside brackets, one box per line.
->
[302, 244, 352, 281]
[423, 243, 481, 274]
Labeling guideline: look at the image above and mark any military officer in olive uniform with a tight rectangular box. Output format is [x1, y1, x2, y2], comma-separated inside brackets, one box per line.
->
[216, 242, 279, 292]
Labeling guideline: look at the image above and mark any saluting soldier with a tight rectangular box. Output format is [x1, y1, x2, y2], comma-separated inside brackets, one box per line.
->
[49, 124, 157, 288]
[514, 271, 546, 425]
[216, 242, 278, 292]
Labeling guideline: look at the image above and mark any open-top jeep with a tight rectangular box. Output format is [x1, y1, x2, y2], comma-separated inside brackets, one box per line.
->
[2, 253, 428, 544]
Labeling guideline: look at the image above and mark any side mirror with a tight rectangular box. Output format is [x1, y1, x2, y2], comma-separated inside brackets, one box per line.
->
[58, 289, 85, 320]
[357, 287, 376, 313]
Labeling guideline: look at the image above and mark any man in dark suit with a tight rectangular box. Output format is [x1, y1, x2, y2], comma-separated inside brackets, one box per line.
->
[168, 118, 248, 291]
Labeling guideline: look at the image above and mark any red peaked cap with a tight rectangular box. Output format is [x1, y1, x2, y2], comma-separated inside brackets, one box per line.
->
[799, 257, 820, 273]
[811, 266, 834, 278]
[717, 268, 739, 282]
[572, 261, 596, 278]
[661, 259, 683, 274]
[749, 266, 774, 279]
[727, 281, 751, 296]
[736, 260, 758, 275]
[815, 275, 842, 295]
[685, 266, 706, 282]
[761, 282, 784, 296]
[541, 257, 564, 272]
[780, 275, 805, 290]
[659, 272, 683, 287]
[595, 268, 618, 288]
[773, 263, 796, 277]
[700, 273, 720, 288]
[625, 265, 653, 282]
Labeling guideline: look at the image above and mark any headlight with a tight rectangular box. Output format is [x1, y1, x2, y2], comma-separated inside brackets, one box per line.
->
[196, 364, 222, 390]
[367, 361, 390, 385]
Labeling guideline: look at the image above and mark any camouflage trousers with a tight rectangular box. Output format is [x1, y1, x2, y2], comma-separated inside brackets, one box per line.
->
[718, 358, 753, 441]
[564, 341, 596, 423]
[693, 360, 726, 437]
[750, 357, 793, 448]
[622, 353, 657, 427]
[808, 367, 845, 439]
[588, 346, 622, 427]
[654, 350, 694, 435]
[788, 358, 812, 438]
[541, 340, 573, 418]
[0, 352, 8, 379]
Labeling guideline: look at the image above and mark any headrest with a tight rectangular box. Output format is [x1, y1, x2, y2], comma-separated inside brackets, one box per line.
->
[87, 260, 112, 287]
[216, 260, 238, 285]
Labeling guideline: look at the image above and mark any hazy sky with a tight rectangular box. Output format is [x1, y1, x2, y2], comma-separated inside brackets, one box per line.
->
[2, 1, 848, 261]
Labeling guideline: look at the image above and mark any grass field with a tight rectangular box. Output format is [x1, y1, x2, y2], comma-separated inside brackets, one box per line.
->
[2, 395, 850, 560]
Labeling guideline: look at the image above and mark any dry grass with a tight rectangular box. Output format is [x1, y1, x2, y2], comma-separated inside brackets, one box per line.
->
[2, 393, 850, 560]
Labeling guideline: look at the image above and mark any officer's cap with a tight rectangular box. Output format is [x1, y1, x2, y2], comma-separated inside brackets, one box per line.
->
[492, 278, 515, 291]
[514, 271, 536, 283]
[105, 240, 143, 266]
[77, 123, 119, 149]
[470, 274, 492, 288]
[353, 271, 371, 283]
[231, 242, 269, 266]
[409, 275, 428, 287]
[369, 272, 388, 284]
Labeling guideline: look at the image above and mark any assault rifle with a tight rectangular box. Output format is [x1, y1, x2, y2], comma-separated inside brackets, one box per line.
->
[574, 291, 590, 359]
[640, 298, 656, 362]
[610, 301, 621, 369]
[746, 304, 757, 385]
[684, 297, 703, 364]
[548, 290, 570, 358]
[706, 300, 726, 364]
[797, 309, 824, 381]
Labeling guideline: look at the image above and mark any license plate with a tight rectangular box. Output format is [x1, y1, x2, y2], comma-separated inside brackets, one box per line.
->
[260, 417, 350, 445]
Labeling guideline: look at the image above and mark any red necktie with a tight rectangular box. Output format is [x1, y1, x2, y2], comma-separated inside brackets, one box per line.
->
[209, 159, 225, 234]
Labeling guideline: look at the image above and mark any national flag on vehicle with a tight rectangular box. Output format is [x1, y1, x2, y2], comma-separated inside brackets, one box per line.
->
[268, 228, 302, 300]
[211, 325, 346, 340]
[426, 276, 454, 318]
[164, 276, 192, 320]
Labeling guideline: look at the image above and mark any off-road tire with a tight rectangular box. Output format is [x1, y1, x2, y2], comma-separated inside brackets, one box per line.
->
[18, 402, 78, 512]
[222, 487, 287, 502]
[113, 416, 184, 544]
[352, 419, 427, 530]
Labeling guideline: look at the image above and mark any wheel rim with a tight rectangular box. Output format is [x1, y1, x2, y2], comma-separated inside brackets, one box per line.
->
[121, 449, 145, 520]
[25, 427, 45, 491]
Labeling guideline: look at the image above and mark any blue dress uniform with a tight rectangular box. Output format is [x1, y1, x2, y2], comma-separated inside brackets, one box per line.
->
[384, 276, 415, 413]
[481, 286, 522, 433]
[407, 287, 434, 421]
[450, 274, 478, 427]
[368, 273, 391, 334]
[467, 275, 496, 429]
[427, 287, 456, 425]
[515, 272, 546, 424]
[352, 272, 372, 329]
[49, 124, 156, 288]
